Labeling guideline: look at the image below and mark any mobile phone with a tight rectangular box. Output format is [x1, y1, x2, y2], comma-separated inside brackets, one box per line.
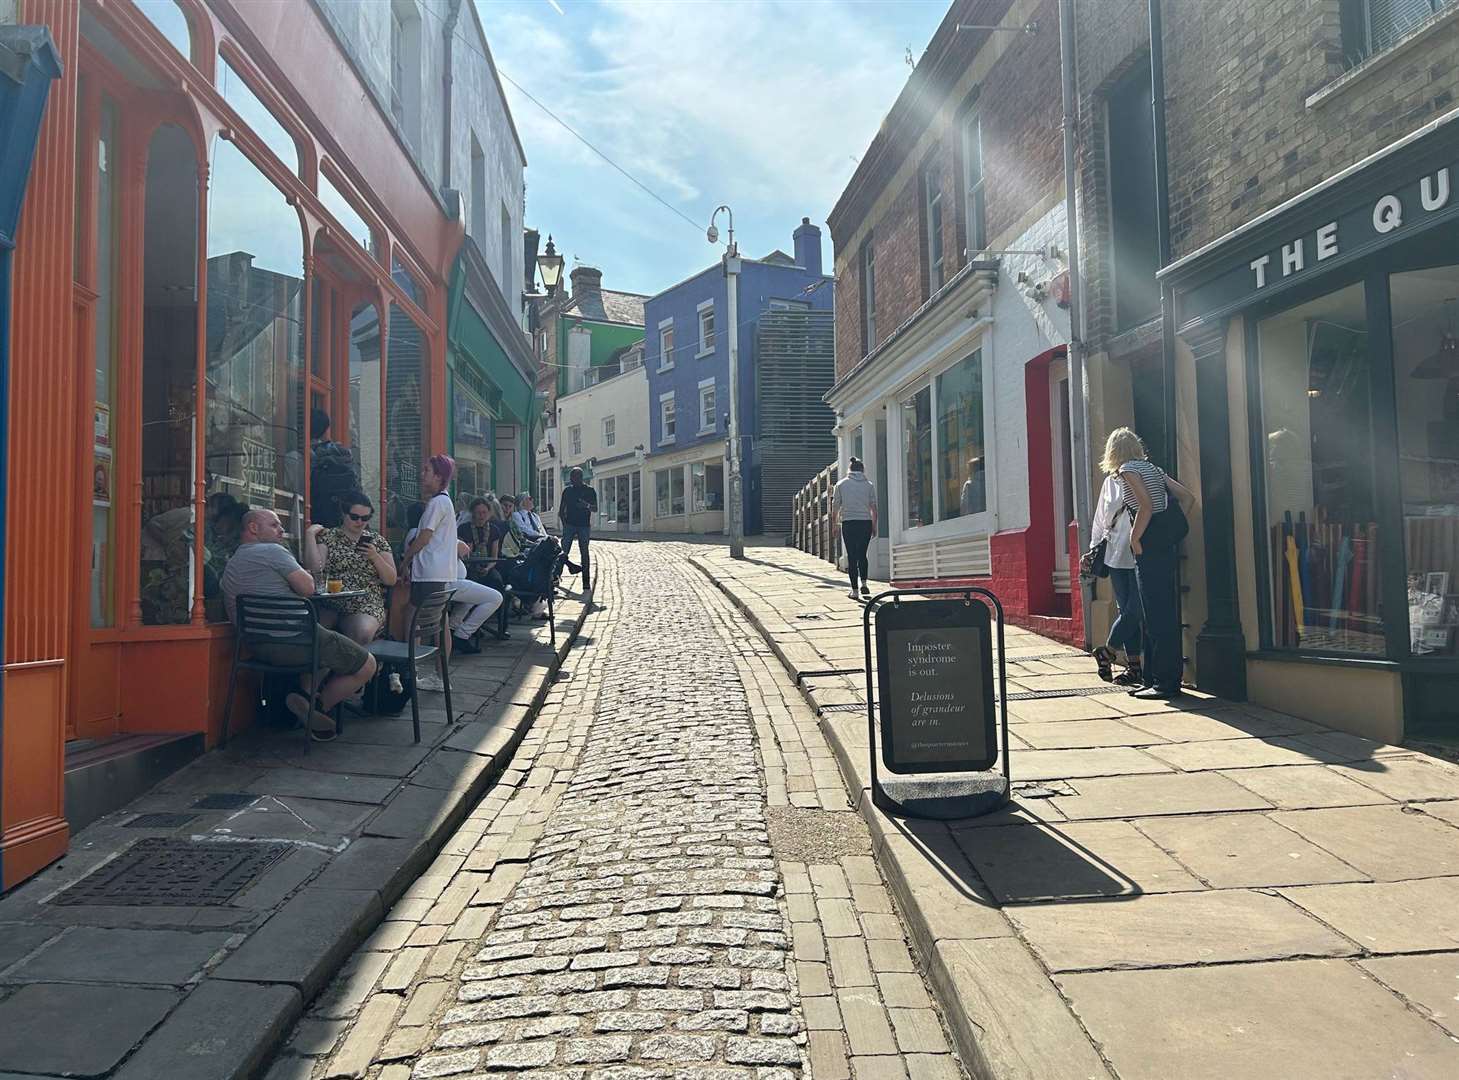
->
[356, 531, 373, 550]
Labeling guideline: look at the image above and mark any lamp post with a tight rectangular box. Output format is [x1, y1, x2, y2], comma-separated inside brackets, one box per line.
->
[535, 235, 565, 297]
[708, 206, 744, 559]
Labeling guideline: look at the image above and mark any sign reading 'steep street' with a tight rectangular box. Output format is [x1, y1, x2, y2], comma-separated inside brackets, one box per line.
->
[876, 599, 997, 774]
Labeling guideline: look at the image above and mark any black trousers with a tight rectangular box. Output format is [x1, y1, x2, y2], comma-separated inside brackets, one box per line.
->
[842, 521, 873, 587]
[1135, 541, 1182, 691]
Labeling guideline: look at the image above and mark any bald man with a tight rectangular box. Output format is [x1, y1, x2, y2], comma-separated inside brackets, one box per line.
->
[221, 509, 376, 740]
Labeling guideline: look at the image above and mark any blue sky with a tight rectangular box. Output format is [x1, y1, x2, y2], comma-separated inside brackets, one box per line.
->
[476, 0, 948, 298]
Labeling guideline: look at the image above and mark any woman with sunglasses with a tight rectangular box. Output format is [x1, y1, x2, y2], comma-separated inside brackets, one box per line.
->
[303, 491, 397, 645]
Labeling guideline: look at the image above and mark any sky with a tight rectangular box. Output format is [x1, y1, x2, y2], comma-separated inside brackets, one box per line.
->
[475, 0, 949, 298]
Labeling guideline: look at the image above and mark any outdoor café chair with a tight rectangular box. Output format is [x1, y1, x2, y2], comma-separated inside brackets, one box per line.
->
[221, 594, 326, 750]
[366, 584, 455, 744]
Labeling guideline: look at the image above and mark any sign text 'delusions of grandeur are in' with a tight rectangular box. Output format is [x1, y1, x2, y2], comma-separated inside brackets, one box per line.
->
[875, 598, 997, 774]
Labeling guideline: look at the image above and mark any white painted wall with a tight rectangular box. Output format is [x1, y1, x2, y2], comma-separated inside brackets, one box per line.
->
[555, 365, 650, 476]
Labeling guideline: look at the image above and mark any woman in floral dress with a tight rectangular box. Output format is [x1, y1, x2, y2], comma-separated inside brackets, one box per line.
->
[302, 491, 397, 645]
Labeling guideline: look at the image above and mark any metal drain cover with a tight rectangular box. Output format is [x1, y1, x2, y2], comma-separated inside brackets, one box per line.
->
[52, 837, 289, 907]
[124, 812, 198, 829]
[192, 793, 257, 810]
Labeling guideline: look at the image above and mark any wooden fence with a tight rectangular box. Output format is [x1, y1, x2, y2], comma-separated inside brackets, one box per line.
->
[791, 463, 840, 566]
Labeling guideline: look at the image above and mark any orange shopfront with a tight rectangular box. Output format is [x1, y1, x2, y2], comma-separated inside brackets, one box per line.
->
[1, 0, 458, 890]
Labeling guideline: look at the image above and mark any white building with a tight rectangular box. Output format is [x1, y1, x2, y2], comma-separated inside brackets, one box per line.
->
[546, 348, 649, 533]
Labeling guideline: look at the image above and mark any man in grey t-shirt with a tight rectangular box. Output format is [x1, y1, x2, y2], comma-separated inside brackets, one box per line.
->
[222, 509, 376, 740]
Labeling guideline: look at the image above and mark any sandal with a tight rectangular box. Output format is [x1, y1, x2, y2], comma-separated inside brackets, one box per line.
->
[1093, 646, 1116, 683]
[1113, 662, 1144, 687]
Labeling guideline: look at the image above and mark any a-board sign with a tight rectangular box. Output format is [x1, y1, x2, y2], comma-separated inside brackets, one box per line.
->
[875, 598, 997, 773]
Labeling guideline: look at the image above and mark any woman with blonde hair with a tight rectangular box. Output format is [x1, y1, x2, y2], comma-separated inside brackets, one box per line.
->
[1102, 427, 1196, 699]
[1084, 435, 1142, 686]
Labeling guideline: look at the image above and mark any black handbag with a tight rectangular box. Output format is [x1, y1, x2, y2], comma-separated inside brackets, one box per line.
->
[1084, 538, 1111, 579]
[1141, 498, 1189, 552]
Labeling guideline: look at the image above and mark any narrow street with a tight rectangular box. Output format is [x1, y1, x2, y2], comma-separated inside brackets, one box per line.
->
[263, 542, 963, 1080]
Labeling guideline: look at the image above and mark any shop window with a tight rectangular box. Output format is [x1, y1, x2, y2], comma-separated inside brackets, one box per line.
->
[451, 371, 493, 502]
[1392, 262, 1459, 657]
[936, 349, 986, 521]
[1341, 0, 1454, 66]
[1257, 282, 1382, 654]
[851, 425, 865, 462]
[203, 135, 307, 619]
[319, 167, 376, 257]
[392, 254, 425, 308]
[134, 0, 193, 63]
[469, 133, 486, 245]
[924, 160, 945, 293]
[349, 302, 383, 513]
[655, 467, 685, 516]
[538, 467, 555, 511]
[1107, 59, 1160, 332]
[217, 59, 300, 177]
[860, 237, 877, 354]
[705, 462, 725, 511]
[90, 96, 121, 628]
[961, 111, 985, 257]
[901, 385, 933, 529]
[631, 471, 642, 525]
[496, 423, 518, 494]
[385, 304, 426, 540]
[139, 124, 200, 626]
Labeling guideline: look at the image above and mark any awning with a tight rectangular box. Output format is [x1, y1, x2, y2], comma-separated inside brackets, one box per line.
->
[447, 240, 535, 427]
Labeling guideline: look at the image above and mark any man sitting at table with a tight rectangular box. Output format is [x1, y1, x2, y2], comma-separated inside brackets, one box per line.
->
[221, 509, 377, 742]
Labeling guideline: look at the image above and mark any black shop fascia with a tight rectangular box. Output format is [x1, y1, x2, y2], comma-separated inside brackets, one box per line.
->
[1162, 117, 1459, 734]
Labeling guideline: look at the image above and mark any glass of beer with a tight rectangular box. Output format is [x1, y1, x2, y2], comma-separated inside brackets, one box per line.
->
[326, 578, 344, 594]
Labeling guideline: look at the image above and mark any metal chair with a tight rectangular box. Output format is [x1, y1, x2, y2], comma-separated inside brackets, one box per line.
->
[221, 594, 325, 750]
[366, 585, 455, 744]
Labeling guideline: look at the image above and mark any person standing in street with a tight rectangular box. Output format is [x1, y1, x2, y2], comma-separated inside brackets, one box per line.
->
[399, 455, 459, 690]
[558, 467, 597, 594]
[1106, 428, 1197, 700]
[833, 457, 877, 600]
[1085, 467, 1142, 686]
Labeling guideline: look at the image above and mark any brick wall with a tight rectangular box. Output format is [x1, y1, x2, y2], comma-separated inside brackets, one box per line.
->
[1163, 0, 1459, 260]
[829, 0, 1063, 382]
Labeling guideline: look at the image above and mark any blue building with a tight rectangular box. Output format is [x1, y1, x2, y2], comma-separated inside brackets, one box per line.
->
[643, 218, 835, 535]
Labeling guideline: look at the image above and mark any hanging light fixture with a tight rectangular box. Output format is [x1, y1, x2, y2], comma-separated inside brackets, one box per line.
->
[1412, 298, 1459, 379]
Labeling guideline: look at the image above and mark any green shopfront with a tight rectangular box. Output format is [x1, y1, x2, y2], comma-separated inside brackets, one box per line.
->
[447, 244, 535, 502]
[1168, 117, 1459, 742]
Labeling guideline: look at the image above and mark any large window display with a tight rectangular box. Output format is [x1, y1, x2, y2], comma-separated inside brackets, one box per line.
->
[937, 349, 985, 520]
[1256, 283, 1382, 654]
[451, 370, 494, 499]
[349, 302, 382, 512]
[1393, 262, 1459, 657]
[385, 304, 426, 540]
[138, 125, 200, 625]
[901, 386, 933, 529]
[202, 135, 306, 621]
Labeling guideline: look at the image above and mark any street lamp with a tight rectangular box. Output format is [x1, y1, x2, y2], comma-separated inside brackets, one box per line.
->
[708, 206, 744, 560]
[536, 235, 565, 296]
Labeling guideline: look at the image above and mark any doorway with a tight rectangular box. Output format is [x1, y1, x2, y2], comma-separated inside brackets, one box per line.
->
[1049, 355, 1074, 601]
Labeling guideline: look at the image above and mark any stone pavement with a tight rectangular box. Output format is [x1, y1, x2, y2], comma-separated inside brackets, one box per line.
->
[0, 591, 589, 1080]
[693, 545, 1459, 1079]
[259, 542, 965, 1080]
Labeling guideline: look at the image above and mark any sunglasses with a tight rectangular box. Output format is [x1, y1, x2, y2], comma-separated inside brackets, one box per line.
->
[346, 511, 373, 523]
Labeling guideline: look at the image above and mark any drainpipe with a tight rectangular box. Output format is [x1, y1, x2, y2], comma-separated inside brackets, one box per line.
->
[1149, 0, 1177, 474]
[1058, 0, 1094, 650]
[439, 0, 461, 195]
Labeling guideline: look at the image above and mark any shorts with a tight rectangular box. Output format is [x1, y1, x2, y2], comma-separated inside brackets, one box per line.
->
[252, 625, 370, 676]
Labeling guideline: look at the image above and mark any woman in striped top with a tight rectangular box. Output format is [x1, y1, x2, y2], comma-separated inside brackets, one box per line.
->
[1103, 428, 1196, 699]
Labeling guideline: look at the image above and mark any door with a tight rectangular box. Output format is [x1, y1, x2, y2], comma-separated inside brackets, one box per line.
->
[1049, 356, 1074, 596]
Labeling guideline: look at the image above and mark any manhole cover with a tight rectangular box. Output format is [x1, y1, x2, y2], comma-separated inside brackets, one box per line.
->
[124, 812, 198, 829]
[52, 837, 289, 907]
[192, 793, 257, 810]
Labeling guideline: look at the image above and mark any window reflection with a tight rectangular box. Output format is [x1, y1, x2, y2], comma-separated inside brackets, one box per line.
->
[901, 386, 933, 529]
[91, 96, 120, 628]
[385, 304, 426, 540]
[392, 254, 425, 307]
[217, 58, 299, 176]
[203, 136, 306, 620]
[139, 125, 199, 625]
[319, 167, 375, 256]
[349, 303, 383, 514]
[937, 350, 985, 521]
[134, 0, 192, 61]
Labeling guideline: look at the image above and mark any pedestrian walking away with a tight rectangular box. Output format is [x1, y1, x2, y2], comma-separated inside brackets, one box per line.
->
[1107, 428, 1196, 699]
[557, 466, 597, 593]
[833, 456, 877, 599]
[1085, 468, 1143, 686]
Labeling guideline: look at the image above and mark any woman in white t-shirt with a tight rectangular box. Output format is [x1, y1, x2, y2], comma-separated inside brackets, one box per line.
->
[401, 454, 459, 602]
[1086, 470, 1142, 686]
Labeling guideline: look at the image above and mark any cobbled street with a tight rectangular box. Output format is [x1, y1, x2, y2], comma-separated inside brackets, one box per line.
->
[263, 543, 964, 1080]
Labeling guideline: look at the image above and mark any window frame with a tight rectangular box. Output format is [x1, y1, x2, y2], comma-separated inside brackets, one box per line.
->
[568, 423, 582, 458]
[961, 109, 985, 258]
[602, 414, 616, 448]
[924, 159, 946, 294]
[860, 235, 877, 356]
[1341, 0, 1453, 66]
[698, 377, 717, 435]
[659, 391, 676, 446]
[658, 318, 675, 371]
[696, 298, 716, 357]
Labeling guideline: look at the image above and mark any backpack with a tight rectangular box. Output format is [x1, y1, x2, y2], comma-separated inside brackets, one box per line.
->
[505, 536, 562, 597]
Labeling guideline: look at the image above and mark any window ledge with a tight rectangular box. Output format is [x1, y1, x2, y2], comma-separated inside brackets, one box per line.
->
[1307, 7, 1459, 110]
[697, 427, 716, 436]
[658, 438, 676, 447]
[696, 348, 714, 359]
[658, 363, 674, 373]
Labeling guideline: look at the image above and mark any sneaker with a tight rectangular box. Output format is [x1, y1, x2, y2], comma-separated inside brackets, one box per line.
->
[860, 585, 871, 597]
[415, 670, 445, 692]
[452, 633, 481, 655]
[387, 672, 404, 694]
[286, 693, 336, 741]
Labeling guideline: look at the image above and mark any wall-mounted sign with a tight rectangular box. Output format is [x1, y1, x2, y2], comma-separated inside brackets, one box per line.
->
[875, 598, 997, 773]
[1177, 149, 1458, 322]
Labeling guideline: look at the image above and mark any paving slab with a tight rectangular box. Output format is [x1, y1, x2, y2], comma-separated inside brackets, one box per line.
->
[232, 741, 432, 778]
[113, 980, 301, 1080]
[245, 768, 400, 805]
[363, 783, 463, 842]
[1012, 719, 1165, 749]
[1133, 813, 1368, 888]
[1216, 764, 1394, 809]
[0, 982, 180, 1077]
[203, 795, 373, 843]
[1056, 958, 1459, 1079]
[955, 819, 1202, 902]
[1007, 889, 1355, 972]
[1420, 799, 1459, 828]
[213, 887, 382, 999]
[1279, 876, 1459, 952]
[1005, 747, 1171, 781]
[1121, 710, 1311, 743]
[1006, 697, 1123, 723]
[1330, 756, 1459, 803]
[0, 923, 59, 973]
[1143, 736, 1333, 772]
[930, 938, 1112, 1080]
[1054, 771, 1273, 819]
[3, 926, 232, 986]
[1273, 804, 1459, 880]
[1359, 952, 1459, 1036]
